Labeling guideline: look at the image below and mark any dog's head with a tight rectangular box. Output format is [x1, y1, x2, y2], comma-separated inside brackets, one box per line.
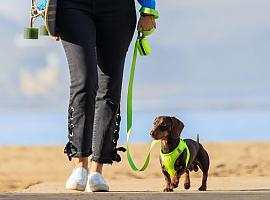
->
[150, 116, 184, 140]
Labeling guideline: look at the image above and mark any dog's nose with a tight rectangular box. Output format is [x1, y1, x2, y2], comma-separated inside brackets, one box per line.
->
[150, 131, 154, 137]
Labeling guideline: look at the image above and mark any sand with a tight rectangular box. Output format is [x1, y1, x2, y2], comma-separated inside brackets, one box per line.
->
[0, 142, 270, 193]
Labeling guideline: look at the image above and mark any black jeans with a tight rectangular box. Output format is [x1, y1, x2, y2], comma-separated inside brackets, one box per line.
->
[57, 0, 136, 163]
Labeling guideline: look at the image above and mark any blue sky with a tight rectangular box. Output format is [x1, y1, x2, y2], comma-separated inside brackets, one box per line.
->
[0, 0, 270, 112]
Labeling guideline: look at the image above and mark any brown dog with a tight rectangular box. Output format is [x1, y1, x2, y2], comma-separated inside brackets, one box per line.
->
[150, 116, 210, 192]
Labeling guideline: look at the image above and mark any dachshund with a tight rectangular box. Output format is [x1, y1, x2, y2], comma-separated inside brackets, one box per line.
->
[150, 116, 210, 192]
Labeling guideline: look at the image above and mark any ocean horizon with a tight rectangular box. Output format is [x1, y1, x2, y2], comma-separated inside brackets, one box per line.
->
[0, 110, 270, 145]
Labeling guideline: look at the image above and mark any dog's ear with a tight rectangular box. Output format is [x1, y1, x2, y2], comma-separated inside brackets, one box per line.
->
[170, 116, 184, 139]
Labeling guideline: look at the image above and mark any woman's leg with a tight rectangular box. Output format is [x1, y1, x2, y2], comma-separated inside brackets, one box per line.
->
[91, 0, 137, 164]
[75, 157, 89, 169]
[57, 6, 98, 165]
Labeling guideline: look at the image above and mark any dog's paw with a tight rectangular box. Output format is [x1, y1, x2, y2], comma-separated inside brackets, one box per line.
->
[198, 185, 207, 191]
[184, 183, 190, 190]
[163, 187, 173, 192]
[171, 181, 179, 188]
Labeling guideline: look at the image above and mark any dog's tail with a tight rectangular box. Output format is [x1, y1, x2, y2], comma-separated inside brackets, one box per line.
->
[197, 134, 200, 143]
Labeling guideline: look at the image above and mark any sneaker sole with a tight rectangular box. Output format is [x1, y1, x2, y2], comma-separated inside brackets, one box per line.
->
[89, 184, 109, 192]
[66, 183, 86, 191]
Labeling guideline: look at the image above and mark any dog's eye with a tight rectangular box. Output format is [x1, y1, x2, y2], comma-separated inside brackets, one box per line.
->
[159, 123, 167, 128]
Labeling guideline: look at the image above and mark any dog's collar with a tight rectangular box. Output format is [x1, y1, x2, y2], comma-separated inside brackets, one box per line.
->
[160, 139, 190, 176]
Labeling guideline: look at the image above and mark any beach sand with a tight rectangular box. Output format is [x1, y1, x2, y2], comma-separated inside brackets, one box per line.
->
[0, 142, 270, 193]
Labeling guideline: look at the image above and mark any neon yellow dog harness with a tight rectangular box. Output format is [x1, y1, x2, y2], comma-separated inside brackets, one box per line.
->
[160, 139, 190, 177]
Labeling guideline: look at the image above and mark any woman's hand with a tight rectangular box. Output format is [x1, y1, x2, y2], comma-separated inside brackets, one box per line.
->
[52, 36, 60, 41]
[137, 15, 156, 32]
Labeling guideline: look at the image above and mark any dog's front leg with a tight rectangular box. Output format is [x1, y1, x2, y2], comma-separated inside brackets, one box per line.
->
[184, 170, 191, 189]
[161, 166, 173, 192]
[171, 172, 181, 188]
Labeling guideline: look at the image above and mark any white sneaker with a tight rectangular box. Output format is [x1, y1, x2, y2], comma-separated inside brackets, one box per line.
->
[66, 167, 88, 191]
[86, 172, 109, 192]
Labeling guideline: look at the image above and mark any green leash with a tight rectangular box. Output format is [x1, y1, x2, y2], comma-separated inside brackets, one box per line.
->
[126, 32, 159, 172]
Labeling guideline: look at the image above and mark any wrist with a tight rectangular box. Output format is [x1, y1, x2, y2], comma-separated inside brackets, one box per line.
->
[139, 7, 159, 19]
[140, 13, 153, 17]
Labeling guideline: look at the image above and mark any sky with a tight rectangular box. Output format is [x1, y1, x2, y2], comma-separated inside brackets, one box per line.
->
[0, 0, 270, 112]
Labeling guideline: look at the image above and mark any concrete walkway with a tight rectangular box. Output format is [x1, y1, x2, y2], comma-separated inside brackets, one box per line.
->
[1, 177, 269, 200]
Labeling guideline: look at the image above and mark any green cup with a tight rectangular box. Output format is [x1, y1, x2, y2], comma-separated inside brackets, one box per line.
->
[24, 28, 39, 39]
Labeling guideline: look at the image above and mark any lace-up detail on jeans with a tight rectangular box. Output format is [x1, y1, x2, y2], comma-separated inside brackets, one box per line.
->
[112, 109, 126, 162]
[64, 106, 78, 161]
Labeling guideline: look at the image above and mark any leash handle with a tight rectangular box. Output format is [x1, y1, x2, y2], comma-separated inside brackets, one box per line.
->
[136, 32, 151, 56]
[126, 36, 159, 172]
